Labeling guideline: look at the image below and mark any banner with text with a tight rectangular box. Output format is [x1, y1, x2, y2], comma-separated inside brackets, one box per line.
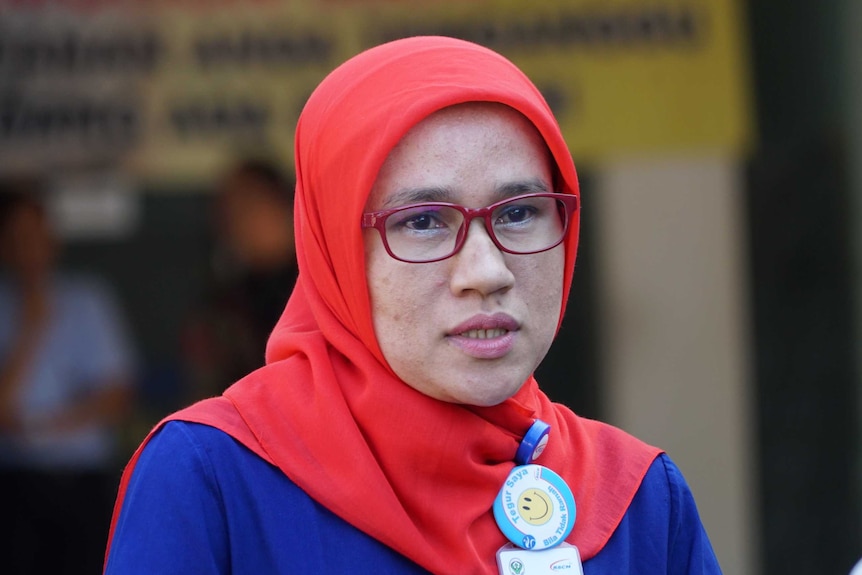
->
[0, 0, 753, 184]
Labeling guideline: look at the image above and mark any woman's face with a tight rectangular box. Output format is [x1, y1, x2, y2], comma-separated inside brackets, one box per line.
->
[363, 104, 565, 406]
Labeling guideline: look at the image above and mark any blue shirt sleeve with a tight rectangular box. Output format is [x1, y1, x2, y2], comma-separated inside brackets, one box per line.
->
[665, 456, 722, 573]
[105, 422, 430, 575]
[105, 422, 230, 574]
[584, 453, 722, 574]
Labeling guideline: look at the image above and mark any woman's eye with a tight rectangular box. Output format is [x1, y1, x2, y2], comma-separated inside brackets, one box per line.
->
[390, 208, 452, 233]
[403, 213, 443, 230]
[496, 205, 537, 225]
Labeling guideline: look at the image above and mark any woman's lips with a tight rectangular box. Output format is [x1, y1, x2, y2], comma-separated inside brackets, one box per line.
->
[447, 314, 519, 359]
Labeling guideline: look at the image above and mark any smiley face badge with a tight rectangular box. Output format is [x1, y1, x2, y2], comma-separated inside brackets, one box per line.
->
[493, 464, 576, 551]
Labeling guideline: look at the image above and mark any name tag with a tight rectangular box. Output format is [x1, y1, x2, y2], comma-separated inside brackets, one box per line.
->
[496, 542, 584, 575]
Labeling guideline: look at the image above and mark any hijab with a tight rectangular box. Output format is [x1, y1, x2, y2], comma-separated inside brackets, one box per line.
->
[108, 36, 661, 574]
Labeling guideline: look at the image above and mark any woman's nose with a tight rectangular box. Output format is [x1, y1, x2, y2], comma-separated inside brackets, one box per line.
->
[448, 219, 515, 297]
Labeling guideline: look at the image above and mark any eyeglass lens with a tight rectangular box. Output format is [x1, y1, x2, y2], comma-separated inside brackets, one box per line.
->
[383, 195, 567, 262]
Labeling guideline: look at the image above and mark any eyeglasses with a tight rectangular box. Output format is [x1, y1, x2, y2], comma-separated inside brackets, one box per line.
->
[361, 192, 578, 263]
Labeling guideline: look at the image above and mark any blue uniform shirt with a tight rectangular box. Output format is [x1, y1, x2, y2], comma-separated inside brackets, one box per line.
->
[106, 421, 721, 574]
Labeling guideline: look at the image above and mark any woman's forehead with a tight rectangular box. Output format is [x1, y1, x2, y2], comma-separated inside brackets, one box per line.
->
[366, 103, 553, 208]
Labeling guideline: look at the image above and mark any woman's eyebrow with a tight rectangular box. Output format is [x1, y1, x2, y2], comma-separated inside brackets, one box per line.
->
[380, 186, 453, 209]
[494, 179, 551, 200]
[380, 178, 550, 209]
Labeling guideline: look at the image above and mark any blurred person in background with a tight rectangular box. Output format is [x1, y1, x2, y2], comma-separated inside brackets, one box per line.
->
[181, 159, 298, 401]
[0, 184, 136, 575]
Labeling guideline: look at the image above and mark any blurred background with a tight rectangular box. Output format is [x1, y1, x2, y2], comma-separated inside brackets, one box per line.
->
[0, 0, 857, 573]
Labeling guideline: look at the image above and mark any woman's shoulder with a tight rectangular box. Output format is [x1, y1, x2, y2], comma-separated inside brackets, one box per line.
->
[132, 418, 271, 499]
[635, 452, 695, 509]
[562, 416, 703, 531]
[112, 419, 431, 574]
[585, 452, 722, 573]
[144, 418, 247, 461]
[145, 395, 275, 462]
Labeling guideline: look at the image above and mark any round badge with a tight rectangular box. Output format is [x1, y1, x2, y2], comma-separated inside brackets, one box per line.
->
[515, 420, 551, 465]
[492, 464, 576, 550]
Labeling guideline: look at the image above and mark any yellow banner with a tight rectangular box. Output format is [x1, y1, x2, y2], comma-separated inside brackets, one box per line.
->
[0, 0, 752, 183]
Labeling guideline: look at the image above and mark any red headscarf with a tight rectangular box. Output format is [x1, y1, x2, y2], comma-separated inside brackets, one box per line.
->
[108, 37, 660, 574]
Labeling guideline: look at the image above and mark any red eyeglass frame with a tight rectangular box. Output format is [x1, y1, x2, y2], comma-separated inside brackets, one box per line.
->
[360, 192, 579, 263]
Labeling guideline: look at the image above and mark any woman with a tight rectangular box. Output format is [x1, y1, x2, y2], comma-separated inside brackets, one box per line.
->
[105, 36, 720, 574]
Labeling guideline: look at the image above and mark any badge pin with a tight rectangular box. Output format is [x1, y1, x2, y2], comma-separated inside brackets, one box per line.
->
[515, 420, 551, 465]
[493, 464, 576, 551]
